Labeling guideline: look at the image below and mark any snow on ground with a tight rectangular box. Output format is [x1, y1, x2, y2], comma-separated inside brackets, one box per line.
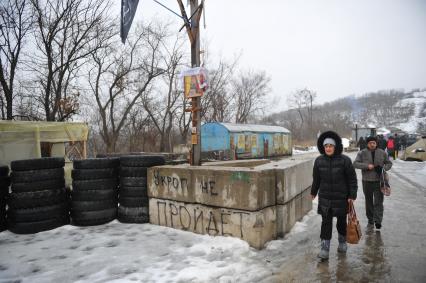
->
[395, 91, 426, 133]
[0, 211, 321, 283]
[1, 154, 425, 283]
[292, 146, 317, 155]
[341, 138, 350, 148]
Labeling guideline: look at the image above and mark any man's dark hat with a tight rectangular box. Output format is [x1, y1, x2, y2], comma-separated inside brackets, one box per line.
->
[366, 136, 377, 143]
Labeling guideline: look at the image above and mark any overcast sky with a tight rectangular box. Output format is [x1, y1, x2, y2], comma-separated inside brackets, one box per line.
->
[134, 0, 426, 110]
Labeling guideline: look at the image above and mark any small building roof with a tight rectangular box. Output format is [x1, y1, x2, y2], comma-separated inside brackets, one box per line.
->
[214, 122, 290, 134]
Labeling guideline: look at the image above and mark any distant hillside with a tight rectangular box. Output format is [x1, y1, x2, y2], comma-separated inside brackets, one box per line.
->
[262, 88, 426, 142]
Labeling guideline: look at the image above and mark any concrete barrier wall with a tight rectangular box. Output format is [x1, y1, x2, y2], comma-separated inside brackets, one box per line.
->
[265, 159, 314, 204]
[148, 154, 316, 249]
[276, 187, 313, 237]
[148, 167, 193, 202]
[148, 166, 276, 211]
[149, 198, 277, 249]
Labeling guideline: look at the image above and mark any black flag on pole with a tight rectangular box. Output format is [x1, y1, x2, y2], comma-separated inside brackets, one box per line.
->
[121, 0, 140, 43]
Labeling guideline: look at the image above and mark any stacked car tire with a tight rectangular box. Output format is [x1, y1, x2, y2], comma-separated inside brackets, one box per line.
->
[0, 166, 10, 232]
[118, 155, 165, 223]
[71, 158, 119, 226]
[7, 158, 69, 234]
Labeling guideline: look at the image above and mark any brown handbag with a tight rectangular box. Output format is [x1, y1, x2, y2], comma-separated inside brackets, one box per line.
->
[380, 168, 391, 196]
[347, 201, 362, 244]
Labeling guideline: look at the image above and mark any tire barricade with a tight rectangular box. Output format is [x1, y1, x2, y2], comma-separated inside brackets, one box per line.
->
[0, 165, 10, 231]
[0, 155, 166, 234]
[7, 158, 69, 234]
[118, 155, 165, 223]
[71, 158, 119, 226]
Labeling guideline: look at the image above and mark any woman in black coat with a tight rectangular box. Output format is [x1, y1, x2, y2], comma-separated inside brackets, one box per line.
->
[311, 131, 358, 260]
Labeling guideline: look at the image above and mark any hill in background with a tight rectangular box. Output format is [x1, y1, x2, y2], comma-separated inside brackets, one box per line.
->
[262, 88, 426, 143]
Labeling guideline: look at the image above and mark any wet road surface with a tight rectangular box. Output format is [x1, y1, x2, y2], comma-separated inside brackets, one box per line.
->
[271, 155, 426, 283]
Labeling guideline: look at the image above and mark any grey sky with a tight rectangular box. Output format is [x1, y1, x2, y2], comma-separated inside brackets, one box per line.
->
[135, 0, 426, 110]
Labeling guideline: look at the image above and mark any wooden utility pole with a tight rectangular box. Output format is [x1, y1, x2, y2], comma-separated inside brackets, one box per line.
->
[177, 0, 203, 165]
[190, 0, 202, 165]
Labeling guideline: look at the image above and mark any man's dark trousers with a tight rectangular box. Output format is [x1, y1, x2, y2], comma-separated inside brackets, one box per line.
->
[362, 181, 384, 224]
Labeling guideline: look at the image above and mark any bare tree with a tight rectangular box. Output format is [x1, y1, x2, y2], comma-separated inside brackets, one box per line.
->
[232, 70, 270, 123]
[142, 34, 186, 152]
[286, 88, 316, 139]
[87, 22, 167, 153]
[0, 0, 32, 119]
[202, 56, 238, 123]
[29, 0, 111, 121]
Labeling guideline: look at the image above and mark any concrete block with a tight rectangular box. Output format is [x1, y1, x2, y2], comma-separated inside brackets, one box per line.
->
[302, 188, 313, 215]
[148, 166, 276, 211]
[204, 159, 270, 167]
[276, 197, 297, 237]
[295, 193, 303, 222]
[275, 159, 314, 204]
[148, 166, 194, 203]
[192, 167, 275, 211]
[149, 198, 277, 249]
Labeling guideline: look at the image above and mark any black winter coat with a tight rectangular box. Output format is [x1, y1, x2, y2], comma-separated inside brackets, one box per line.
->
[311, 131, 358, 217]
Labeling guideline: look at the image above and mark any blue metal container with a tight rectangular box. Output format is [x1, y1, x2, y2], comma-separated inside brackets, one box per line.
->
[201, 122, 292, 159]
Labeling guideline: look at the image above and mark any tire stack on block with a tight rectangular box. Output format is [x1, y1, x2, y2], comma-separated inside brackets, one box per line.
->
[71, 158, 119, 226]
[8, 158, 69, 234]
[118, 155, 165, 223]
[0, 166, 10, 232]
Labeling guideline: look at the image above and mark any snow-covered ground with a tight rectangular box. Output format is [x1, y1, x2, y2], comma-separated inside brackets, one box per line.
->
[1, 156, 425, 282]
[395, 91, 426, 133]
[292, 146, 317, 155]
[0, 211, 320, 283]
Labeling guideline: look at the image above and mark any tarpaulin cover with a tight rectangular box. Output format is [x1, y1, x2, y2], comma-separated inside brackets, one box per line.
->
[0, 121, 88, 166]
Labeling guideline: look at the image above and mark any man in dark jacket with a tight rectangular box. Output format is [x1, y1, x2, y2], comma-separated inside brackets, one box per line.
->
[311, 131, 358, 260]
[394, 133, 401, 158]
[377, 135, 387, 150]
[354, 136, 392, 230]
[357, 137, 367, 150]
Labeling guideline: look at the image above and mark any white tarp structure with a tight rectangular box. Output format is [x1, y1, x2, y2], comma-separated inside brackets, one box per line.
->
[0, 121, 88, 166]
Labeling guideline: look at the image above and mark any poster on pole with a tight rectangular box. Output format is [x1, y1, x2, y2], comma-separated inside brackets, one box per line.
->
[121, 0, 140, 44]
[181, 67, 208, 98]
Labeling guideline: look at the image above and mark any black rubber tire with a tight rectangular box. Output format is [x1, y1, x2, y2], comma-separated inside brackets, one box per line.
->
[0, 200, 6, 223]
[71, 168, 118, 181]
[120, 155, 165, 167]
[119, 186, 148, 198]
[7, 216, 69, 234]
[117, 206, 149, 223]
[0, 221, 6, 232]
[11, 168, 64, 183]
[72, 178, 118, 191]
[11, 178, 65, 193]
[120, 177, 147, 187]
[0, 177, 10, 199]
[118, 197, 148, 208]
[120, 166, 147, 177]
[73, 158, 120, 169]
[71, 208, 116, 226]
[71, 199, 117, 212]
[0, 166, 9, 177]
[11, 157, 65, 171]
[8, 202, 69, 222]
[0, 176, 11, 187]
[71, 189, 117, 201]
[8, 188, 67, 209]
